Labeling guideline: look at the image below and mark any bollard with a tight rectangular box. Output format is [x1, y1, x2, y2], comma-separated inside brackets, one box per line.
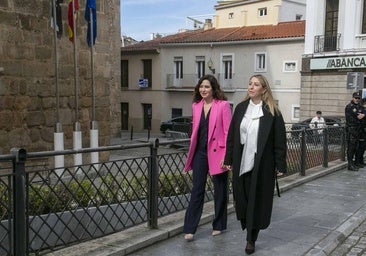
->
[11, 148, 27, 256]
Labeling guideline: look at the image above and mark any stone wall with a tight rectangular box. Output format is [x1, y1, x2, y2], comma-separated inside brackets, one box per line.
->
[300, 57, 353, 120]
[0, 0, 121, 155]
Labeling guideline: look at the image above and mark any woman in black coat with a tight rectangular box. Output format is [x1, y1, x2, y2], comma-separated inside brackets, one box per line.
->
[224, 74, 287, 254]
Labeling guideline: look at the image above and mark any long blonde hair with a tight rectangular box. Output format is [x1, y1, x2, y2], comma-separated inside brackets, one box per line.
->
[244, 74, 280, 116]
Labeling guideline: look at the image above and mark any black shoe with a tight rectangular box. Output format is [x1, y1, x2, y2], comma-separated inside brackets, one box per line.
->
[355, 163, 364, 168]
[348, 165, 359, 171]
[245, 241, 255, 255]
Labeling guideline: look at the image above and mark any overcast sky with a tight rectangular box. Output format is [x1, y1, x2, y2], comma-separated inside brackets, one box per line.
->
[121, 0, 218, 42]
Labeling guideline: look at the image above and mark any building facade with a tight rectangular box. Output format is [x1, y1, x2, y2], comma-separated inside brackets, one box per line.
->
[301, 0, 366, 119]
[121, 0, 306, 133]
[214, 0, 306, 28]
[0, 0, 121, 154]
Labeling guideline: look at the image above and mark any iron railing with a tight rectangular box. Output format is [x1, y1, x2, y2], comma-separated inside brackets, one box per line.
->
[165, 73, 245, 89]
[0, 125, 346, 255]
[314, 33, 341, 53]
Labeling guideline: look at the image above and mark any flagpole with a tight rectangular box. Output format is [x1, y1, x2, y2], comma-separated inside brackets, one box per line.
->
[89, 6, 99, 169]
[72, 0, 82, 169]
[52, 0, 60, 125]
[90, 8, 95, 122]
[72, 0, 79, 123]
[52, 0, 64, 174]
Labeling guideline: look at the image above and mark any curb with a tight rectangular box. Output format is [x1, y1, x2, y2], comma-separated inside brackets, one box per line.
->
[304, 203, 366, 256]
[46, 201, 235, 256]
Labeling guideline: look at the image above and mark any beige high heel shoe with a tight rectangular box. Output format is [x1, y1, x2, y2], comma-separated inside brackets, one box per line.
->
[184, 233, 194, 241]
[212, 230, 222, 236]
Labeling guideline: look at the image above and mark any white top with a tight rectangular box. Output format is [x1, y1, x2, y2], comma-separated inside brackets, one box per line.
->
[309, 116, 325, 134]
[239, 100, 264, 176]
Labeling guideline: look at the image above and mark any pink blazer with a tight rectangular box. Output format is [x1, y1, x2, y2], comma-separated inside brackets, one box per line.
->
[184, 99, 232, 175]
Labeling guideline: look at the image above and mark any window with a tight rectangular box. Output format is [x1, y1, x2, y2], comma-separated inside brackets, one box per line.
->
[292, 105, 300, 121]
[196, 56, 205, 79]
[142, 59, 152, 88]
[222, 55, 233, 79]
[283, 61, 297, 72]
[362, 0, 366, 34]
[296, 14, 302, 21]
[121, 102, 129, 130]
[228, 12, 234, 19]
[121, 60, 128, 88]
[255, 53, 266, 72]
[174, 57, 183, 79]
[142, 103, 152, 130]
[258, 8, 267, 17]
[172, 108, 183, 119]
[324, 0, 339, 51]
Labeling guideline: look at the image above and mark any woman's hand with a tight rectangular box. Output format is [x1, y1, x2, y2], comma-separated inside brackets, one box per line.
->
[221, 161, 232, 170]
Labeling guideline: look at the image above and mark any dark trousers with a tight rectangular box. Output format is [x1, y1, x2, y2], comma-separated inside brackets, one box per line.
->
[347, 129, 359, 166]
[183, 150, 228, 234]
[356, 139, 366, 164]
[239, 171, 260, 242]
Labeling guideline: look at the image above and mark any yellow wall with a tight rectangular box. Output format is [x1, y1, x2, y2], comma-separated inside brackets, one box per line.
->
[215, 0, 281, 28]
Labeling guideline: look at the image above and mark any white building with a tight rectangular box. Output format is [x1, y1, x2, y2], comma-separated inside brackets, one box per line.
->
[121, 0, 306, 133]
[301, 0, 366, 119]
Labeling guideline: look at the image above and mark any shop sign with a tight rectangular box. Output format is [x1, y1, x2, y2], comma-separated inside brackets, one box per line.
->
[310, 55, 366, 70]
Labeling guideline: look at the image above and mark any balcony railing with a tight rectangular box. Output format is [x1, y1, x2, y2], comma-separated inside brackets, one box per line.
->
[166, 74, 198, 88]
[166, 73, 238, 89]
[314, 33, 341, 53]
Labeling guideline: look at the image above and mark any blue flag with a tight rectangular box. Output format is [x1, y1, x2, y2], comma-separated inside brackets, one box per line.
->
[85, 0, 97, 46]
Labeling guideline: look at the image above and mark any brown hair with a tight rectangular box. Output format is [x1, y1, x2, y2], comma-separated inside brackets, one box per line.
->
[193, 75, 227, 102]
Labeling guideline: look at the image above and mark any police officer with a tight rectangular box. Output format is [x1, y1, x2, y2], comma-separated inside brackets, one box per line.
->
[355, 98, 366, 167]
[345, 92, 365, 171]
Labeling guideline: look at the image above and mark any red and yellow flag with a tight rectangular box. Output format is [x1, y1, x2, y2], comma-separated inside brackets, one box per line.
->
[68, 0, 79, 42]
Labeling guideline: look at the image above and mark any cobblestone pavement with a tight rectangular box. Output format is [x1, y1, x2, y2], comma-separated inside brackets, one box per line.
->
[330, 217, 366, 256]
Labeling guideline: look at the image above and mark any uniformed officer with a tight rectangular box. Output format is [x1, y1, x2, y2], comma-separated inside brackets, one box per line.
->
[355, 98, 366, 167]
[345, 92, 365, 171]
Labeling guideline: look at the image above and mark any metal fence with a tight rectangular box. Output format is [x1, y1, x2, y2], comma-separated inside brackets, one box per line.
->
[0, 125, 346, 255]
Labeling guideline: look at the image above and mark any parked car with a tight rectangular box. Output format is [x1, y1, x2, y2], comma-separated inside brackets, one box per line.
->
[160, 116, 192, 134]
[290, 116, 345, 142]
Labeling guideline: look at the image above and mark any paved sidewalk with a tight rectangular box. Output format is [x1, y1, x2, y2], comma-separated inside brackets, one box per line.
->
[131, 162, 366, 256]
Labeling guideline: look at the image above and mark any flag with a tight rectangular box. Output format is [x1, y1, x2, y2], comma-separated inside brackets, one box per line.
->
[50, 0, 63, 39]
[68, 0, 79, 42]
[85, 0, 97, 47]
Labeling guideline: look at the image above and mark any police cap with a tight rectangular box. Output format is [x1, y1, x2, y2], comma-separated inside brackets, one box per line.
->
[353, 92, 361, 98]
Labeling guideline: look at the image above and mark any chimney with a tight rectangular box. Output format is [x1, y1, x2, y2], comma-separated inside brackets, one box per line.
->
[204, 19, 213, 30]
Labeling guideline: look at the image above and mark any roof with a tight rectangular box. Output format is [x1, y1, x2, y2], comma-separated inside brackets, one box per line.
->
[121, 20, 305, 53]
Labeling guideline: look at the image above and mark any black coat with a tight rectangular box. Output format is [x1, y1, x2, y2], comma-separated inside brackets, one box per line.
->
[224, 99, 287, 230]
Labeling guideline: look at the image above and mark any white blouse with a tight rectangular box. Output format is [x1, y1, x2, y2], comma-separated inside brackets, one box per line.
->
[239, 100, 263, 176]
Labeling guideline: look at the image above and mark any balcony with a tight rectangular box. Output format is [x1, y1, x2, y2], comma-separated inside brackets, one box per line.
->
[166, 73, 236, 89]
[166, 74, 199, 88]
[314, 34, 341, 53]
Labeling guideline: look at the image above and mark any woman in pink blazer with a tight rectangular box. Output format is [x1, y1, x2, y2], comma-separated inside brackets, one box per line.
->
[183, 75, 232, 241]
